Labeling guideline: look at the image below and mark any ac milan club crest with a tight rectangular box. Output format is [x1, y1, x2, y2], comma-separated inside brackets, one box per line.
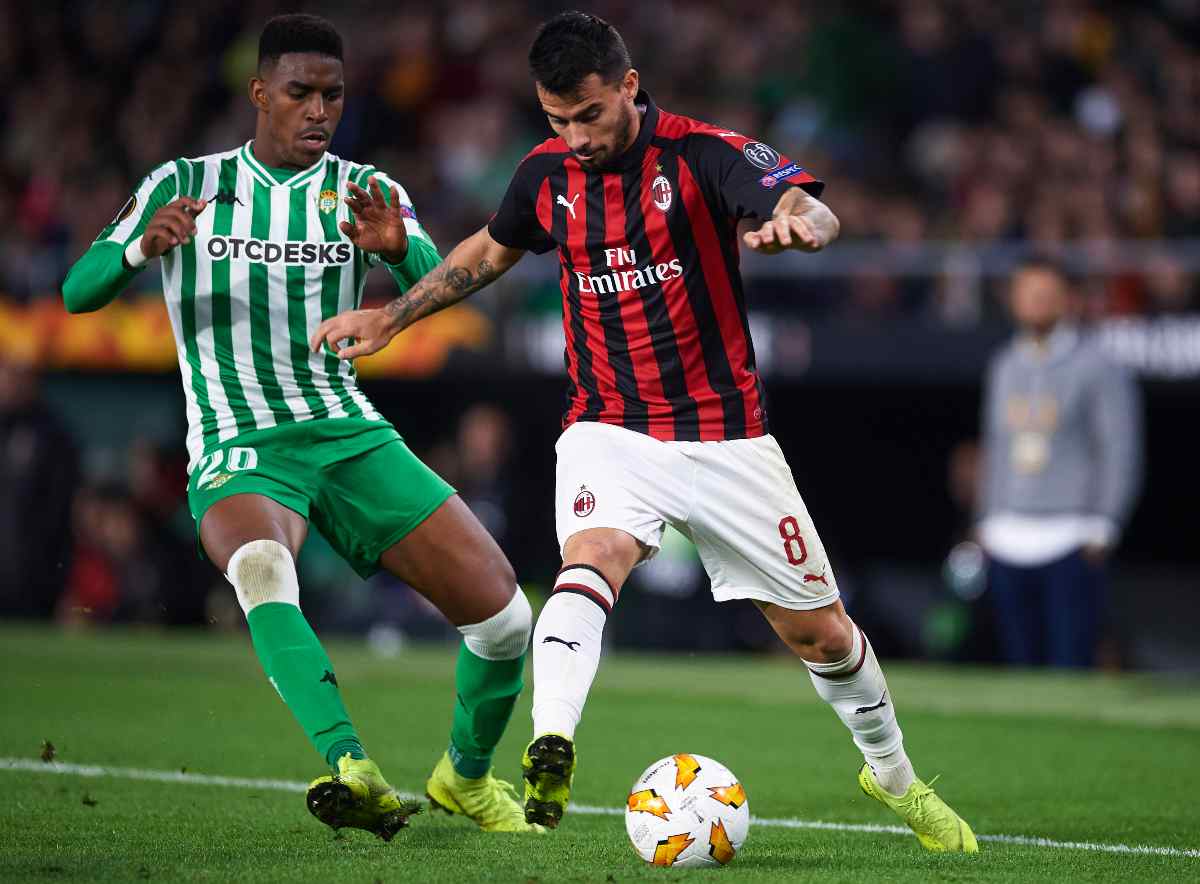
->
[574, 486, 596, 517]
[651, 175, 672, 212]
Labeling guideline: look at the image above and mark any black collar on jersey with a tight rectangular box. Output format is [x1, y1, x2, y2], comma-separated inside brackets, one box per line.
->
[606, 89, 659, 172]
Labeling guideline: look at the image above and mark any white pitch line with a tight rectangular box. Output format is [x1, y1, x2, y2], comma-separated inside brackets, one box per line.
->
[3, 758, 308, 794]
[4, 757, 1198, 860]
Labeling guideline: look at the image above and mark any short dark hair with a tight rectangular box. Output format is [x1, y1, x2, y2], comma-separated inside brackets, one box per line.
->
[1014, 253, 1072, 285]
[529, 11, 631, 96]
[258, 14, 343, 70]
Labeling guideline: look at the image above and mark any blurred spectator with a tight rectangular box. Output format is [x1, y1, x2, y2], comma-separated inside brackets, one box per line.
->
[454, 403, 517, 546]
[1163, 153, 1200, 237]
[1141, 251, 1198, 314]
[127, 438, 211, 624]
[0, 354, 79, 615]
[423, 403, 517, 545]
[320, 403, 522, 642]
[58, 482, 174, 626]
[977, 257, 1143, 667]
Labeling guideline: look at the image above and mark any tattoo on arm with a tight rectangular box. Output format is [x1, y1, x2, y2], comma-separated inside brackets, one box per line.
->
[383, 257, 499, 329]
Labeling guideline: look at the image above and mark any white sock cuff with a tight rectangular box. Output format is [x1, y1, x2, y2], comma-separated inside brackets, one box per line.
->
[804, 624, 867, 678]
[458, 588, 532, 661]
[123, 237, 149, 269]
[554, 565, 615, 613]
[226, 539, 299, 615]
[534, 588, 609, 632]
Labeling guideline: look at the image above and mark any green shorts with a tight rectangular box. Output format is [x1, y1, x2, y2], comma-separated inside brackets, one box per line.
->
[187, 418, 455, 578]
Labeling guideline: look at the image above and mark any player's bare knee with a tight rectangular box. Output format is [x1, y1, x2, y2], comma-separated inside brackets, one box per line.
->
[565, 534, 606, 562]
[563, 530, 640, 590]
[812, 617, 855, 661]
[801, 608, 855, 661]
[763, 603, 854, 662]
[226, 539, 300, 615]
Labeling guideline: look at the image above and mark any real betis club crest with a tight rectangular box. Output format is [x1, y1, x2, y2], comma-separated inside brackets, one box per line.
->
[318, 189, 338, 214]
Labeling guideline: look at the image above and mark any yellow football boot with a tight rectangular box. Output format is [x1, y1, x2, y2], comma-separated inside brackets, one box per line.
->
[858, 763, 978, 853]
[306, 754, 422, 841]
[521, 733, 575, 829]
[425, 751, 545, 833]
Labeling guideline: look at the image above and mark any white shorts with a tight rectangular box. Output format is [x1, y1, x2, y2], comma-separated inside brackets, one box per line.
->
[554, 421, 839, 611]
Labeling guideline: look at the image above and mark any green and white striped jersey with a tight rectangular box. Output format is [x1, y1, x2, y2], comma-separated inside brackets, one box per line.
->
[85, 142, 439, 470]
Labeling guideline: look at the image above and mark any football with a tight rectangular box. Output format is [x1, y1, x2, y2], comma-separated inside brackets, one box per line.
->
[624, 753, 750, 868]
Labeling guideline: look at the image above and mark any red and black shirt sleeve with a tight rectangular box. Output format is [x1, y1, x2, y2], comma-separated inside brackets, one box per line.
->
[488, 155, 559, 255]
[685, 132, 824, 221]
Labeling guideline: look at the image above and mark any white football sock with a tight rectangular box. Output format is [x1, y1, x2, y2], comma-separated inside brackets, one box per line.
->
[804, 624, 915, 796]
[531, 565, 615, 740]
[226, 539, 300, 614]
[458, 588, 532, 661]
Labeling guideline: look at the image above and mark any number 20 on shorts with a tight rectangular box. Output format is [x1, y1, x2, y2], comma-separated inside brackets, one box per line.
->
[778, 515, 808, 566]
[196, 446, 258, 489]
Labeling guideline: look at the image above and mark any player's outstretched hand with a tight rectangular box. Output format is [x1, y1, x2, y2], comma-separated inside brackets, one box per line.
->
[341, 176, 409, 263]
[742, 213, 824, 255]
[140, 197, 207, 259]
[309, 308, 396, 360]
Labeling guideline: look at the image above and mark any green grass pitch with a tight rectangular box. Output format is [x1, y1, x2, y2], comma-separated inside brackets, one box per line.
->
[2, 625, 1198, 882]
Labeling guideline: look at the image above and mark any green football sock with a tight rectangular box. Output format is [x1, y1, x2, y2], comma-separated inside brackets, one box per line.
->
[245, 602, 365, 769]
[448, 641, 525, 778]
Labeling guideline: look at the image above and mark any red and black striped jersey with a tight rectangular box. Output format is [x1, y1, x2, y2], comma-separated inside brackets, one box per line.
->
[489, 90, 823, 441]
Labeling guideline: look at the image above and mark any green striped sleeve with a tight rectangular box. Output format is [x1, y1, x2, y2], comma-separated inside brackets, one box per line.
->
[62, 161, 180, 313]
[383, 234, 441, 291]
[98, 161, 180, 246]
[358, 168, 437, 271]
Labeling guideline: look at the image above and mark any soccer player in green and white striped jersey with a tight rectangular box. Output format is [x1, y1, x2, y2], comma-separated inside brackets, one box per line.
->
[62, 14, 541, 839]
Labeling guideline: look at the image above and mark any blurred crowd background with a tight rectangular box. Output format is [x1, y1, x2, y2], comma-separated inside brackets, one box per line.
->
[3, 0, 1199, 314]
[2, 0, 1198, 669]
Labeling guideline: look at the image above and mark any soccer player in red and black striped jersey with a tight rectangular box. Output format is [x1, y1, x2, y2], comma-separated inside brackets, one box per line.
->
[313, 11, 976, 853]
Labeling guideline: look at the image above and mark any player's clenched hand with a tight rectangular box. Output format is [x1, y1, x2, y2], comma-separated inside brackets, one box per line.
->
[309, 308, 396, 360]
[341, 176, 409, 264]
[743, 214, 824, 255]
[140, 197, 208, 258]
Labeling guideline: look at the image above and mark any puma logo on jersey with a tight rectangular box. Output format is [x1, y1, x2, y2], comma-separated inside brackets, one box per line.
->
[557, 193, 580, 220]
[542, 636, 581, 651]
[854, 692, 887, 714]
[803, 570, 829, 585]
[320, 669, 339, 687]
